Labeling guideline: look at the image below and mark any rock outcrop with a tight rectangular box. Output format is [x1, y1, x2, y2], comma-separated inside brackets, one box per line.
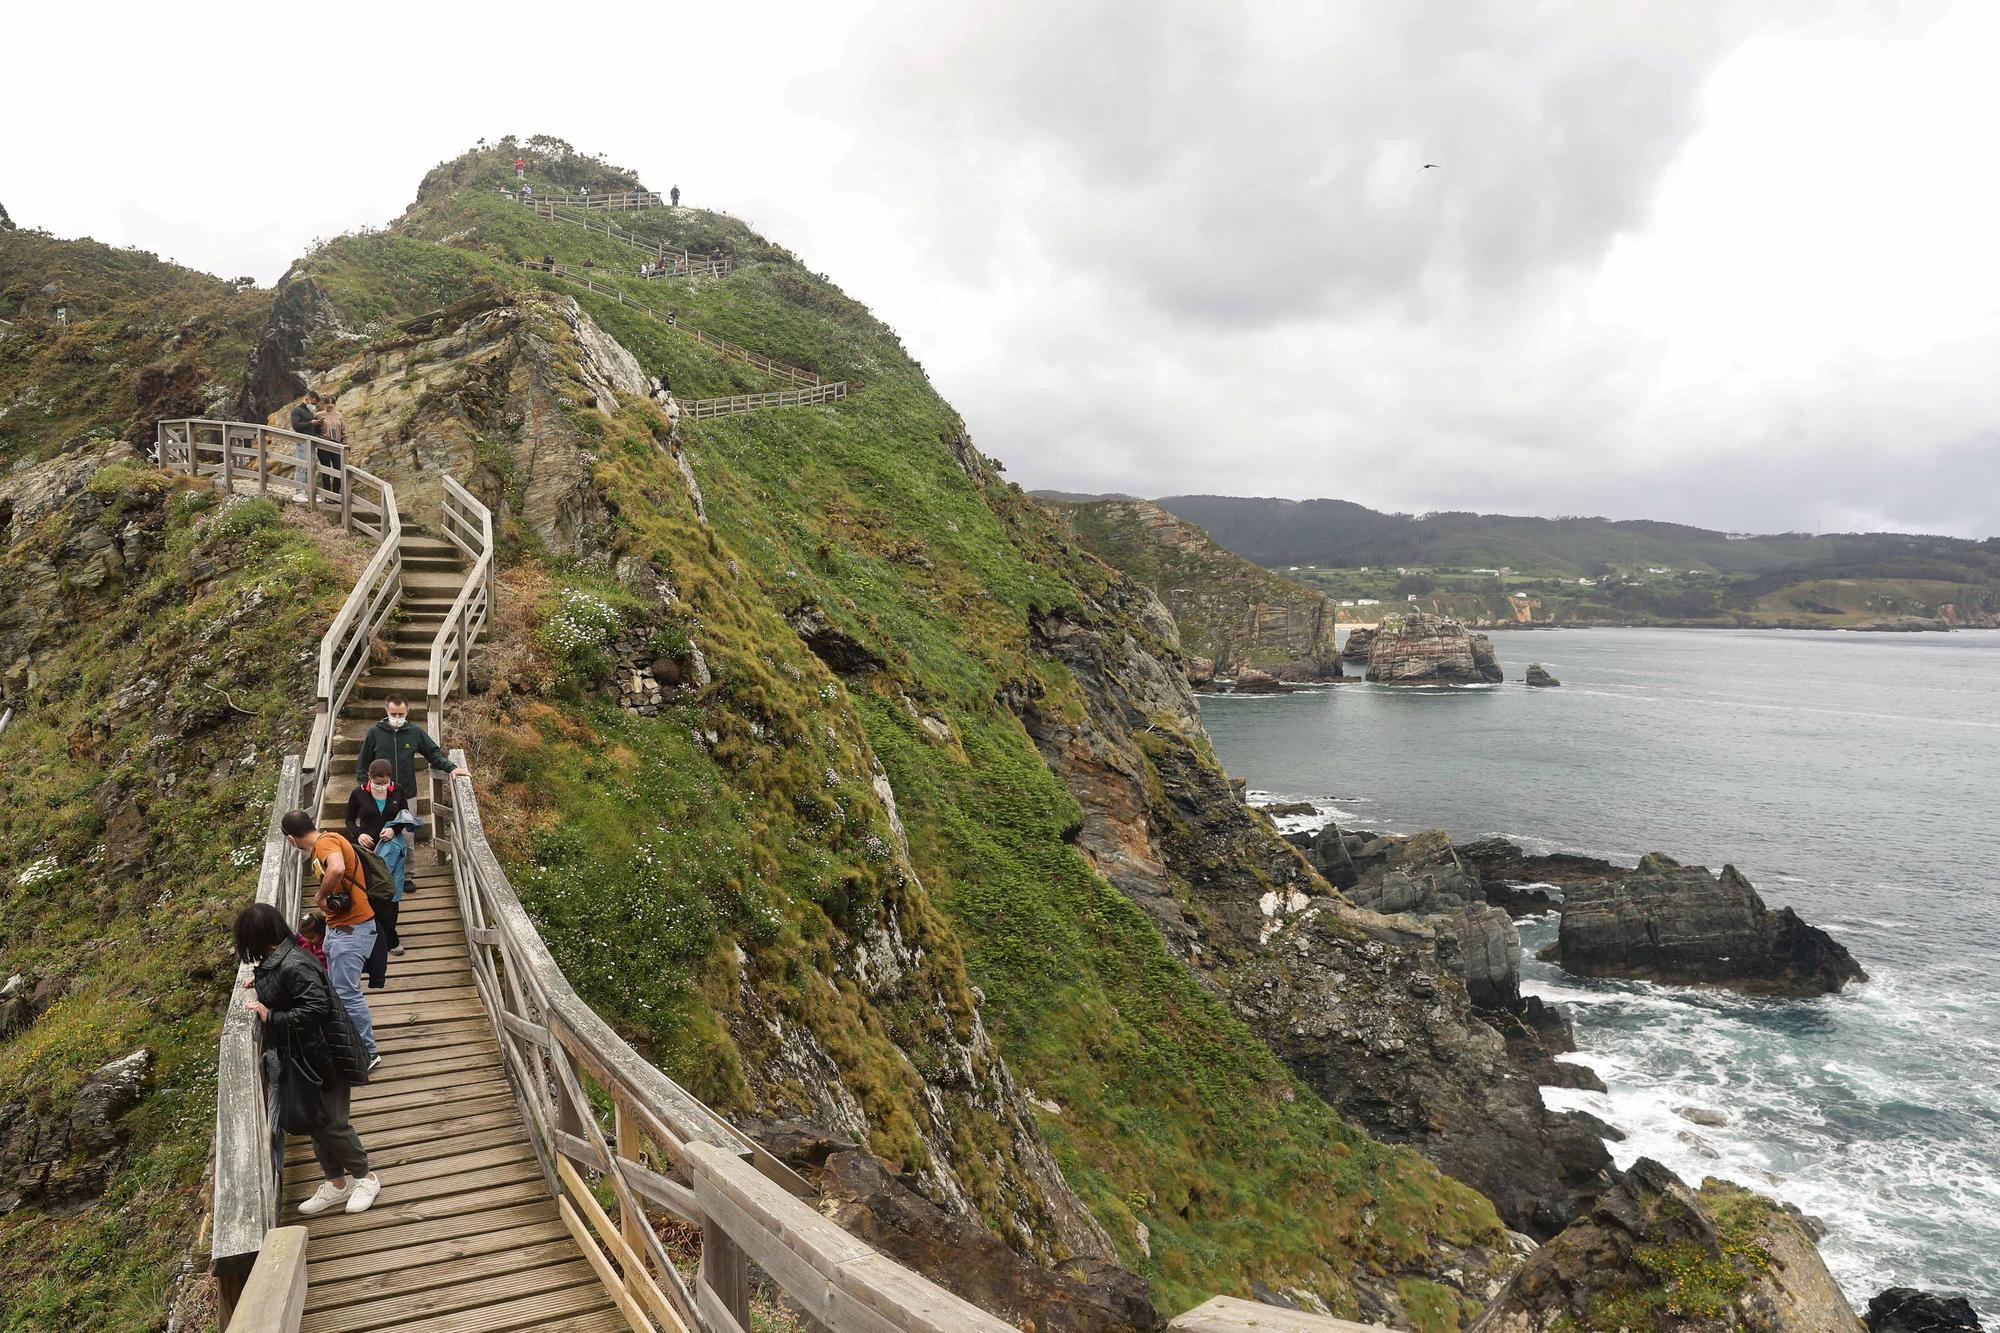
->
[749, 1120, 1163, 1333]
[0, 1050, 153, 1214]
[1340, 625, 1376, 661]
[1365, 612, 1505, 684]
[1470, 1159, 1865, 1333]
[1542, 854, 1867, 995]
[1524, 663, 1560, 687]
[1866, 1288, 1984, 1333]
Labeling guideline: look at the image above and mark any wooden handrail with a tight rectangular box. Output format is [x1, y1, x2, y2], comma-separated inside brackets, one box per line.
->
[212, 757, 304, 1325]
[302, 464, 399, 812]
[423, 477, 493, 815]
[509, 187, 666, 211]
[685, 382, 848, 420]
[441, 754, 1030, 1332]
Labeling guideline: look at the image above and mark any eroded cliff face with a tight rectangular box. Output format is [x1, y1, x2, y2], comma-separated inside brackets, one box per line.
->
[1366, 612, 1504, 684]
[1017, 578, 1608, 1240]
[1058, 499, 1339, 679]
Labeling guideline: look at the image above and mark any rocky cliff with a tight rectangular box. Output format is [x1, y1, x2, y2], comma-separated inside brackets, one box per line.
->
[1366, 612, 1505, 684]
[1543, 854, 1867, 996]
[1055, 498, 1340, 679]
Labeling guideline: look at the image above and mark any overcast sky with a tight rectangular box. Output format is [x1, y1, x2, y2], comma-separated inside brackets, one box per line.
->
[5, 0, 1996, 537]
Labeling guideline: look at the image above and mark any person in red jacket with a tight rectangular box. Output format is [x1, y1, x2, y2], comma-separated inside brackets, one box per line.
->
[514, 157, 526, 179]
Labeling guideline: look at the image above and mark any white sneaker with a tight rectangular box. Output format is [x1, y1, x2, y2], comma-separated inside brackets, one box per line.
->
[367, 1054, 382, 1073]
[344, 1173, 383, 1213]
[298, 1179, 355, 1215]
[390, 944, 405, 956]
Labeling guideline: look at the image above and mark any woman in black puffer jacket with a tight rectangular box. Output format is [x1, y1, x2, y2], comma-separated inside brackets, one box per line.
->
[234, 903, 383, 1216]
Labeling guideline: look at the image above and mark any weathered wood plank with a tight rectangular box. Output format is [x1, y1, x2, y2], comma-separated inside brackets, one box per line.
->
[299, 1255, 601, 1333]
[1167, 1296, 1388, 1332]
[306, 1217, 570, 1288]
[298, 1196, 563, 1264]
[228, 1224, 309, 1333]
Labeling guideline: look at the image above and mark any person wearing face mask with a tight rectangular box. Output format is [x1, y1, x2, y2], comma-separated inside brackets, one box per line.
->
[352, 695, 470, 851]
[346, 759, 410, 980]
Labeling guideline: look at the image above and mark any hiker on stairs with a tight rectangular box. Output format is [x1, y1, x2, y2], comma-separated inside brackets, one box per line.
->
[235, 902, 381, 1216]
[280, 811, 379, 1069]
[347, 759, 411, 974]
[353, 693, 470, 844]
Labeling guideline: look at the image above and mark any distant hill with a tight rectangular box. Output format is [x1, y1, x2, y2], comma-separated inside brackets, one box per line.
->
[1054, 498, 1337, 675]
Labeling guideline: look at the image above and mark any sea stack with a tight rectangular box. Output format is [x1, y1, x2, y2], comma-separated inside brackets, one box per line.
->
[1524, 663, 1560, 687]
[1364, 611, 1505, 684]
[1542, 854, 1867, 996]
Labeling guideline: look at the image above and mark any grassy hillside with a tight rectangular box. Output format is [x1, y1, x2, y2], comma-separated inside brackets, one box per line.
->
[280, 140, 1508, 1321]
[0, 461, 349, 1331]
[0, 228, 267, 464]
[1053, 498, 1339, 673]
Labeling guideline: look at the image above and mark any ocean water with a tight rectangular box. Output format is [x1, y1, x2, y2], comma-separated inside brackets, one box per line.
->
[1198, 628, 2000, 1314]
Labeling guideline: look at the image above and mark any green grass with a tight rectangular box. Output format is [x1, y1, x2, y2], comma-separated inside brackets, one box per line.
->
[0, 469, 346, 1332]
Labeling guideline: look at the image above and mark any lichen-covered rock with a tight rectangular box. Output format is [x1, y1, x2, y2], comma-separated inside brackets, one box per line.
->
[1365, 612, 1504, 684]
[1470, 1159, 1864, 1333]
[1543, 854, 1867, 995]
[0, 1049, 153, 1214]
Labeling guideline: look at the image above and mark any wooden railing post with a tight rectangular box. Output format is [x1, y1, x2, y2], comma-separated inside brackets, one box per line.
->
[700, 1216, 752, 1333]
[255, 429, 268, 496]
[338, 450, 352, 533]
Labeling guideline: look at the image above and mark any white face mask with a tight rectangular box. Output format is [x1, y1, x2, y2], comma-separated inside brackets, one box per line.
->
[385, 716, 406, 730]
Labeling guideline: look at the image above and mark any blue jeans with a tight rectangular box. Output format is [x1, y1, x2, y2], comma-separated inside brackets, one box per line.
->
[324, 920, 378, 1060]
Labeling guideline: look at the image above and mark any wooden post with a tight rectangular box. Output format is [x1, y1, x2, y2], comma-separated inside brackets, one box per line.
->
[615, 1100, 644, 1265]
[339, 451, 352, 533]
[701, 1215, 751, 1333]
[222, 428, 237, 488]
[256, 429, 268, 496]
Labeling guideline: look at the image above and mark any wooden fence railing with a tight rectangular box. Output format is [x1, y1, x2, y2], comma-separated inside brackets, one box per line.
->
[423, 476, 492, 818]
[211, 756, 305, 1324]
[155, 419, 387, 537]
[516, 262, 825, 385]
[510, 188, 666, 211]
[300, 468, 399, 814]
[519, 198, 733, 276]
[439, 753, 1018, 1333]
[686, 382, 849, 419]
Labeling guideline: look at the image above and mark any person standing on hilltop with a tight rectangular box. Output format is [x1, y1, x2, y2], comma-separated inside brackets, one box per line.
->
[514, 156, 526, 179]
[670, 184, 680, 207]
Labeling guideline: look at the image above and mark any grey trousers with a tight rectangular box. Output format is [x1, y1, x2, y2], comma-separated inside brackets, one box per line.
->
[310, 1080, 370, 1180]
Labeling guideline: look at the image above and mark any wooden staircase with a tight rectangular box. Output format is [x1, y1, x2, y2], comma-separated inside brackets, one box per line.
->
[287, 531, 628, 1332]
[319, 533, 468, 832]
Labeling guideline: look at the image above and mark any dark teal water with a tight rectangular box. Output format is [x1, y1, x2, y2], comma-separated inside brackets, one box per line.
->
[1198, 628, 2000, 1313]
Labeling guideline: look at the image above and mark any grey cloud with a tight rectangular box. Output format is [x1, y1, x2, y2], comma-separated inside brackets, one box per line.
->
[850, 0, 1816, 325]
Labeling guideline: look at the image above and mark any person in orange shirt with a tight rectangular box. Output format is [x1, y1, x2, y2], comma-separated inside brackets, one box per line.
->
[282, 811, 379, 1069]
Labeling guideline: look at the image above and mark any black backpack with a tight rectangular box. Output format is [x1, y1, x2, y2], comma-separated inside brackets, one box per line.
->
[356, 844, 398, 908]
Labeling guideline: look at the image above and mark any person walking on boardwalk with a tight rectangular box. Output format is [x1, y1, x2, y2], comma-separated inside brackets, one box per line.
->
[314, 394, 347, 447]
[353, 694, 469, 828]
[281, 810, 379, 1068]
[235, 901, 383, 1216]
[347, 759, 411, 975]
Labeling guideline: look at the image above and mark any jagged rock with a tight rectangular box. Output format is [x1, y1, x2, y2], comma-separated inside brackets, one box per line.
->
[0, 1049, 154, 1214]
[1434, 904, 1524, 1009]
[1458, 837, 1624, 895]
[1365, 612, 1504, 684]
[1676, 1105, 1729, 1128]
[1340, 626, 1376, 661]
[1182, 655, 1216, 687]
[1471, 1160, 1865, 1333]
[239, 277, 348, 420]
[1524, 663, 1560, 687]
[744, 1120, 1158, 1330]
[1543, 854, 1867, 995]
[1259, 801, 1319, 818]
[1866, 1288, 1984, 1333]
[1230, 667, 1285, 693]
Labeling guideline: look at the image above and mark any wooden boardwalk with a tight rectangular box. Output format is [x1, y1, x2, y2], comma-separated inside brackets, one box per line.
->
[282, 532, 622, 1332]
